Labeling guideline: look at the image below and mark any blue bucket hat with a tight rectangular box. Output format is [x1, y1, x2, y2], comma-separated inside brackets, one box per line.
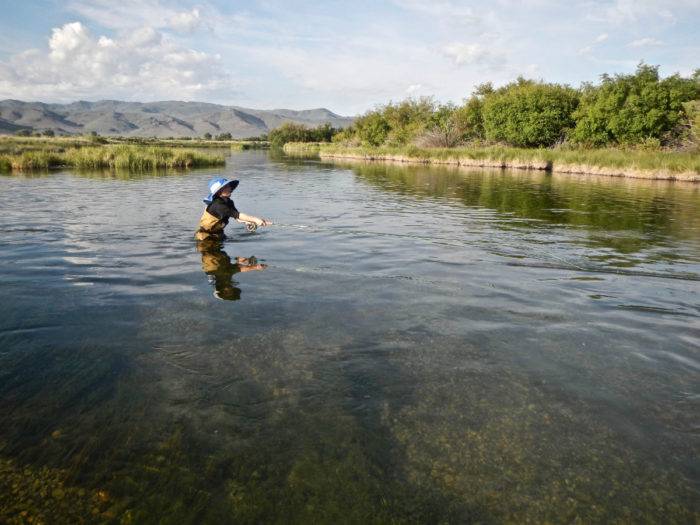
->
[204, 177, 239, 204]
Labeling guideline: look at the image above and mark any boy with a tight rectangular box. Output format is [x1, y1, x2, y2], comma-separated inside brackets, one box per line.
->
[195, 178, 270, 242]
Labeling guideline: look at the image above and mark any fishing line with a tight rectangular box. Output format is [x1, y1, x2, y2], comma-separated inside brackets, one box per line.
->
[242, 222, 697, 281]
[256, 221, 591, 272]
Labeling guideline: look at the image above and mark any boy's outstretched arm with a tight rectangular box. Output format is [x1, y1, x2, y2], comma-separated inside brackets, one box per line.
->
[236, 212, 271, 227]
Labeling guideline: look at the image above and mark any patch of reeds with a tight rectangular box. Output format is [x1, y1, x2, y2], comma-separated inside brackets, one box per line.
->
[0, 156, 12, 171]
[0, 145, 225, 172]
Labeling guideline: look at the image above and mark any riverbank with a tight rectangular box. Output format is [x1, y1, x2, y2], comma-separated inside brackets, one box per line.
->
[0, 144, 225, 171]
[110, 138, 269, 149]
[280, 142, 321, 156]
[283, 143, 700, 182]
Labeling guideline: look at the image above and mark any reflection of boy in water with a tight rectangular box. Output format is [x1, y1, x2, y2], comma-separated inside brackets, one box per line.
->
[197, 241, 267, 300]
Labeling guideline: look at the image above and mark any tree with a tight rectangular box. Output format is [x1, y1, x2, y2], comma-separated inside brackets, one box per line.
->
[570, 63, 700, 146]
[453, 96, 485, 141]
[268, 122, 339, 146]
[43, 129, 55, 137]
[268, 122, 309, 147]
[216, 132, 232, 141]
[481, 79, 580, 147]
[353, 112, 391, 146]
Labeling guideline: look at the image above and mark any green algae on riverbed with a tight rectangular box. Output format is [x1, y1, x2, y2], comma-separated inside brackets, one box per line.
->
[2, 341, 698, 524]
[0, 455, 115, 524]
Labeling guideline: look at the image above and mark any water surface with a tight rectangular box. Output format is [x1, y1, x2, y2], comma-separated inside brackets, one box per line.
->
[1, 151, 699, 523]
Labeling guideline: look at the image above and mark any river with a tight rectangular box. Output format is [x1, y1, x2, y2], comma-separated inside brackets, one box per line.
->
[1, 150, 698, 522]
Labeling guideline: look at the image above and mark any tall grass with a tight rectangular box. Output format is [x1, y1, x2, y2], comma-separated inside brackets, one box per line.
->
[313, 144, 700, 177]
[0, 156, 12, 171]
[0, 145, 225, 172]
[0, 136, 90, 157]
[282, 142, 321, 156]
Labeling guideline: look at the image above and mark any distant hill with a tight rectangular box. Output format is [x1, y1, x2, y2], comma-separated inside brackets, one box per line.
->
[0, 100, 355, 138]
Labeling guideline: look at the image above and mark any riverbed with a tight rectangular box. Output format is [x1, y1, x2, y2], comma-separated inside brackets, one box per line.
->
[1, 150, 698, 522]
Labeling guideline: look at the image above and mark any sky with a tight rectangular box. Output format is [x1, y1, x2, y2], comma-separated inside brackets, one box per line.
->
[0, 0, 698, 115]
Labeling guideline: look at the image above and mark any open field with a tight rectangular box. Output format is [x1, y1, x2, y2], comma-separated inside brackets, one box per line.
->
[288, 143, 700, 181]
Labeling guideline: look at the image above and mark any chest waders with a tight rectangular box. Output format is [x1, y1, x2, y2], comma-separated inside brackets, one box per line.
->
[195, 209, 227, 241]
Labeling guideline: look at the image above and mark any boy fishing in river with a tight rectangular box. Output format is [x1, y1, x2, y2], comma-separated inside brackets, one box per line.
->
[195, 177, 270, 241]
[195, 177, 269, 300]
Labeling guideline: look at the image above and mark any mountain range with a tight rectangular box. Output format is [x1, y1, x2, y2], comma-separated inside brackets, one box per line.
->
[0, 100, 355, 138]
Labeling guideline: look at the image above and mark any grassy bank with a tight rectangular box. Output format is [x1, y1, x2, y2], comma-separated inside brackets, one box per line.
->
[0, 136, 97, 155]
[0, 144, 225, 171]
[230, 141, 270, 150]
[298, 144, 700, 181]
[282, 142, 322, 156]
[110, 137, 269, 149]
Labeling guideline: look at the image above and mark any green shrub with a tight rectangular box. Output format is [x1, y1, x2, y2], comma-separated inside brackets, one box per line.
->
[682, 98, 700, 147]
[382, 98, 436, 145]
[453, 96, 485, 141]
[268, 122, 340, 147]
[571, 64, 699, 146]
[353, 112, 391, 146]
[482, 78, 580, 147]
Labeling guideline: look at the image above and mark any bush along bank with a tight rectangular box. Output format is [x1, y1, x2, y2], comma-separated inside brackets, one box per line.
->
[301, 144, 700, 181]
[276, 64, 699, 179]
[331, 65, 700, 150]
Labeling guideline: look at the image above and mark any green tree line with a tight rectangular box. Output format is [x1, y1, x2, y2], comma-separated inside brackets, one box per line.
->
[268, 122, 340, 147]
[334, 64, 700, 149]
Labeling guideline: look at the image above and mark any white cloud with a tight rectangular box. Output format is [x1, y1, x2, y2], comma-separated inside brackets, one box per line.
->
[168, 8, 202, 32]
[391, 0, 480, 25]
[0, 22, 227, 101]
[3, 0, 697, 114]
[405, 84, 423, 95]
[442, 42, 505, 68]
[578, 33, 609, 56]
[588, 0, 678, 24]
[628, 37, 664, 47]
[67, 0, 208, 32]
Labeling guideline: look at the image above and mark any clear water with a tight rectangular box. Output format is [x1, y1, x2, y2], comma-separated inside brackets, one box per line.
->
[1, 151, 699, 523]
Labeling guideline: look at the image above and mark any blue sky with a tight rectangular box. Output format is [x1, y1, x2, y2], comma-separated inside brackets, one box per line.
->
[0, 0, 698, 115]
